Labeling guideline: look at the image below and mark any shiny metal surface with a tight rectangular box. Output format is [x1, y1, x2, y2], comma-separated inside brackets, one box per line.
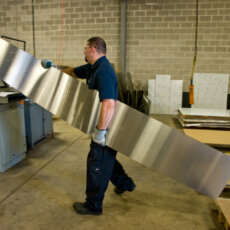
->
[0, 38, 230, 198]
[0, 39, 101, 134]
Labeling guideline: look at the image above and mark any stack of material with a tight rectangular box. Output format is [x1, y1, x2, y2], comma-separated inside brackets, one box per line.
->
[178, 108, 230, 129]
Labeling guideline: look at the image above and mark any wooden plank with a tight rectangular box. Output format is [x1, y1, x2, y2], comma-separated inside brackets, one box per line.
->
[216, 198, 230, 230]
[183, 129, 230, 147]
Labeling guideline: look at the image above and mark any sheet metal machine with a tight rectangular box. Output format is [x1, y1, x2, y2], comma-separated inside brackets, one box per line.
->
[0, 82, 26, 172]
[0, 38, 230, 198]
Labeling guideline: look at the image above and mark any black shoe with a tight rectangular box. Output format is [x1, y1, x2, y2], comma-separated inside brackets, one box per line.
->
[114, 184, 136, 195]
[73, 202, 102, 215]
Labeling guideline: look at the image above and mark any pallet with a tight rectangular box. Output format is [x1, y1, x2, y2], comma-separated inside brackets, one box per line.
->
[215, 198, 230, 230]
[183, 129, 230, 148]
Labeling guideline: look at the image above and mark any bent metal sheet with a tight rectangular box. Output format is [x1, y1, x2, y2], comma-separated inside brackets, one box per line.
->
[0, 38, 230, 198]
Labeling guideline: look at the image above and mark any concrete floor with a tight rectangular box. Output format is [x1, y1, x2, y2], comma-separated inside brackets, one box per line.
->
[0, 117, 226, 230]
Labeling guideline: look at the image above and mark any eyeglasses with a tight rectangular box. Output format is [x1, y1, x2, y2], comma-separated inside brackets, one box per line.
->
[84, 46, 91, 50]
[84, 45, 96, 50]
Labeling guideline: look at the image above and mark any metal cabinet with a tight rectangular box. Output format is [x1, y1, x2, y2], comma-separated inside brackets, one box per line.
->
[24, 101, 53, 149]
[0, 101, 27, 172]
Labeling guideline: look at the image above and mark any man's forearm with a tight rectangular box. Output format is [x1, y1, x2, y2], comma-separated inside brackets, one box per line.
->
[58, 66, 77, 78]
[97, 99, 116, 130]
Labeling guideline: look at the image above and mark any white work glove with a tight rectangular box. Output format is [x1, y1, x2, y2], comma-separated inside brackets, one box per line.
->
[92, 127, 107, 146]
[41, 59, 58, 69]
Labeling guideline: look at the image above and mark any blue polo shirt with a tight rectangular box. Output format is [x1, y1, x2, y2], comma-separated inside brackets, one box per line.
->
[73, 56, 118, 102]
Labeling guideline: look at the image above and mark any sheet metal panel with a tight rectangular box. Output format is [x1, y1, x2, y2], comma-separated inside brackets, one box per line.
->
[0, 39, 230, 198]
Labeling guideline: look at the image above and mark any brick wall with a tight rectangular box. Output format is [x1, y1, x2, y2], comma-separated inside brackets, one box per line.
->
[127, 0, 230, 91]
[0, 0, 120, 67]
[0, 0, 229, 92]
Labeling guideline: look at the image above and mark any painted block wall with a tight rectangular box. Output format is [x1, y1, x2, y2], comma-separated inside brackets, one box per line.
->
[0, 0, 229, 92]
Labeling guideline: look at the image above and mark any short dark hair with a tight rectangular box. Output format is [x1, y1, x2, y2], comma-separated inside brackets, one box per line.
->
[87, 37, 106, 54]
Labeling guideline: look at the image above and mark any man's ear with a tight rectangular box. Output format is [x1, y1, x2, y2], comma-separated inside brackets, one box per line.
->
[91, 46, 97, 54]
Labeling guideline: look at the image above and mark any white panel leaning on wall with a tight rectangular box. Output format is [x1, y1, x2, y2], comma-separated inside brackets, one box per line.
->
[148, 75, 183, 115]
[192, 73, 229, 110]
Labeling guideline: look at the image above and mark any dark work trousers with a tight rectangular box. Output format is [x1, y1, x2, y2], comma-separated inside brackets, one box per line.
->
[85, 140, 135, 213]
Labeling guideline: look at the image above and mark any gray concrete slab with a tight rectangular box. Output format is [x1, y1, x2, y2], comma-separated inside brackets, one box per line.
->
[0, 119, 224, 230]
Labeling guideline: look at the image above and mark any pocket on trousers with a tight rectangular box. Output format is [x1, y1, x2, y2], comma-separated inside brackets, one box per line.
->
[91, 140, 104, 150]
[89, 140, 105, 168]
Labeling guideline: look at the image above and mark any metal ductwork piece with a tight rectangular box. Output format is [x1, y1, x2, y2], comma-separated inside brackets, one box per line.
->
[0, 39, 230, 198]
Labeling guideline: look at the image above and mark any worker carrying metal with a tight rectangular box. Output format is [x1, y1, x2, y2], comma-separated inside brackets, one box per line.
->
[41, 37, 135, 215]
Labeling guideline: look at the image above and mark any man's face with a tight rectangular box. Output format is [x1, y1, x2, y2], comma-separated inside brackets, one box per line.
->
[84, 42, 91, 63]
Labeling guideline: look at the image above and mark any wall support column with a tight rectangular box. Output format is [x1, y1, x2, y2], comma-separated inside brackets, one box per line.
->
[120, 0, 127, 75]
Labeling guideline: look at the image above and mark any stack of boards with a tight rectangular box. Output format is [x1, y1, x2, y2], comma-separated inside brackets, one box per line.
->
[178, 108, 230, 129]
[179, 108, 230, 148]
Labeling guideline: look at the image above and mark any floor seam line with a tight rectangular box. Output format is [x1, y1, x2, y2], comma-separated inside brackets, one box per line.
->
[0, 133, 85, 204]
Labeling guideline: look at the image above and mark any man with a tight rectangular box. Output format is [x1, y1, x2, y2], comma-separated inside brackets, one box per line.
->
[42, 37, 135, 215]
